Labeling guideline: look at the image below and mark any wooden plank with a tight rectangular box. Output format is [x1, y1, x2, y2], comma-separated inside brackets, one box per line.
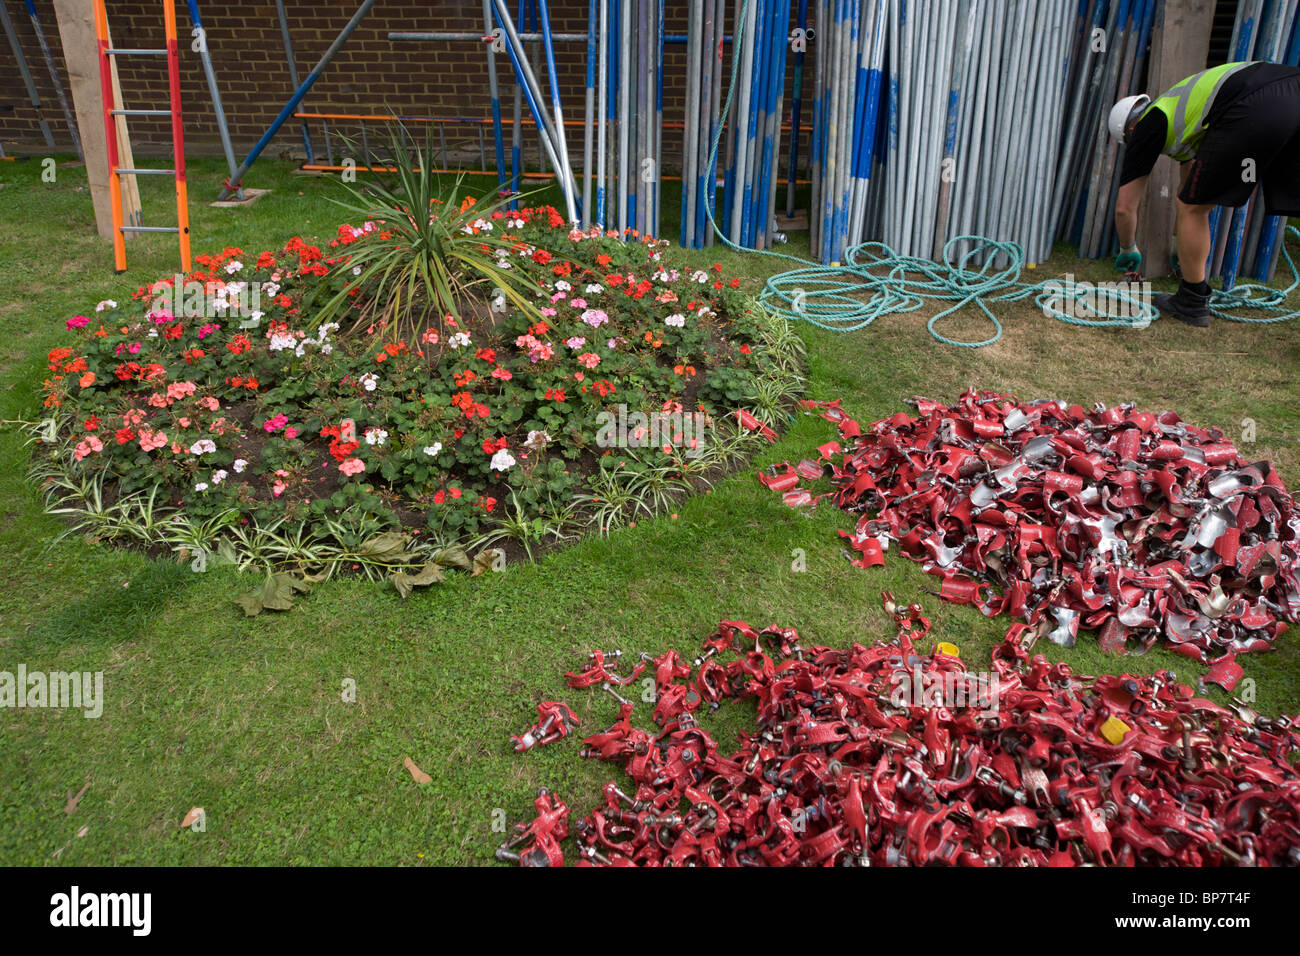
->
[49, 0, 141, 240]
[51, 0, 111, 238]
[1137, 0, 1215, 277]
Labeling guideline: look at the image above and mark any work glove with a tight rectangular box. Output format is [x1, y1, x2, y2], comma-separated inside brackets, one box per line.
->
[1114, 245, 1142, 271]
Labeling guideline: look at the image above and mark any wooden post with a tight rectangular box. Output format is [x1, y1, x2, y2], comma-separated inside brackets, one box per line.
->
[50, 0, 141, 240]
[1137, 0, 1214, 277]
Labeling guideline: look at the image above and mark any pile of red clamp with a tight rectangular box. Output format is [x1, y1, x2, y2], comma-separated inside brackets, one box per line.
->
[498, 599, 1300, 866]
[760, 390, 1300, 677]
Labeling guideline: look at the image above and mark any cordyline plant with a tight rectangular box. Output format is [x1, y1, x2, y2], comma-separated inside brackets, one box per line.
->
[305, 125, 548, 341]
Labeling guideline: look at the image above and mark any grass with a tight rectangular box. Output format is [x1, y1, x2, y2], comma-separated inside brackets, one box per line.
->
[1, 154, 1298, 865]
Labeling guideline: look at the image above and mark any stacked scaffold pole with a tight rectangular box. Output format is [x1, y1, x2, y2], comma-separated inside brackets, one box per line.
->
[597, 0, 664, 237]
[800, 0, 1073, 266]
[1213, 0, 1300, 287]
[712, 0, 793, 251]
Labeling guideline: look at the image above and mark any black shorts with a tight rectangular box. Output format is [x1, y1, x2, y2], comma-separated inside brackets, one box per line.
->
[1181, 72, 1300, 215]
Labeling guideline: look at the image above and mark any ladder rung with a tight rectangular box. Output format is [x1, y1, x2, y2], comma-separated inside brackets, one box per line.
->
[105, 48, 167, 55]
[116, 168, 176, 176]
[121, 226, 180, 234]
[110, 109, 170, 117]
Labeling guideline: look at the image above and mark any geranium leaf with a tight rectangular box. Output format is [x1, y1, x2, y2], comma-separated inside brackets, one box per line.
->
[471, 548, 504, 577]
[389, 562, 445, 599]
[356, 531, 413, 561]
[432, 545, 471, 569]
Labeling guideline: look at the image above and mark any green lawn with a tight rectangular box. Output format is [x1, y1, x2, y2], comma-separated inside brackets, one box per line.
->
[1, 155, 1298, 865]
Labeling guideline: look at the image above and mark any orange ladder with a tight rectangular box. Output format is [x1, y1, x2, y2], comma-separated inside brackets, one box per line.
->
[94, 0, 191, 274]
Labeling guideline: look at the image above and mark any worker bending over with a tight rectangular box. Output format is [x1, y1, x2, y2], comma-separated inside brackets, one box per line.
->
[1109, 61, 1300, 326]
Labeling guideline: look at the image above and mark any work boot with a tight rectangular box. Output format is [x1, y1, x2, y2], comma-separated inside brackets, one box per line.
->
[1153, 279, 1211, 327]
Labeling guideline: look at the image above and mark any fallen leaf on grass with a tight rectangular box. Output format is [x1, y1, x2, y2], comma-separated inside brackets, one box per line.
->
[389, 562, 445, 599]
[179, 807, 205, 828]
[472, 548, 505, 577]
[64, 782, 90, 815]
[403, 757, 432, 784]
[235, 572, 311, 616]
[390, 544, 477, 598]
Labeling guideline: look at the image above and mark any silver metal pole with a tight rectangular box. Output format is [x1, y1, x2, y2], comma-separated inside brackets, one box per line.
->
[273, 0, 318, 163]
[0, 0, 54, 147]
[597, 0, 609, 228]
[536, 0, 580, 222]
[492, 0, 579, 208]
[583, 0, 597, 228]
[187, 1, 240, 198]
[482, 0, 508, 192]
[698, 0, 716, 247]
[705, 0, 723, 245]
[618, 0, 630, 235]
[729, 0, 759, 240]
[683, 0, 704, 247]
[24, 0, 80, 157]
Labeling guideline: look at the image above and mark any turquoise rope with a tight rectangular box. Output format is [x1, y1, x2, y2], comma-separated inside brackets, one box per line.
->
[701, 0, 1300, 347]
[1208, 227, 1300, 323]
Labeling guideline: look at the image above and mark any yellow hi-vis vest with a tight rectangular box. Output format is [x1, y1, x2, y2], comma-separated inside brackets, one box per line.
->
[1141, 62, 1255, 161]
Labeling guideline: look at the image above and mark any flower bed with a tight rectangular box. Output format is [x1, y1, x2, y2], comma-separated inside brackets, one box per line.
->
[32, 202, 804, 598]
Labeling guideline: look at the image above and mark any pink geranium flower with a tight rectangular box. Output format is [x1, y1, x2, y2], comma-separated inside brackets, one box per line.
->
[73, 436, 103, 461]
[138, 429, 168, 453]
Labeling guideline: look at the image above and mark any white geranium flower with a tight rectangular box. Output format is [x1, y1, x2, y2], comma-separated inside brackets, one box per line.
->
[194, 482, 209, 492]
[423, 443, 443, 457]
[233, 458, 249, 473]
[365, 428, 388, 446]
[189, 439, 217, 455]
[448, 331, 472, 349]
[490, 449, 516, 472]
[225, 260, 243, 274]
[359, 372, 379, 392]
[664, 313, 686, 328]
[95, 299, 118, 312]
[211, 470, 228, 485]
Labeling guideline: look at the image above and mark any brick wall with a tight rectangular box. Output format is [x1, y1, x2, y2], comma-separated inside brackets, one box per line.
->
[1, 1, 813, 181]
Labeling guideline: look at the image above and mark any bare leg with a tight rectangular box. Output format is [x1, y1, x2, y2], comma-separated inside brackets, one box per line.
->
[1174, 200, 1215, 284]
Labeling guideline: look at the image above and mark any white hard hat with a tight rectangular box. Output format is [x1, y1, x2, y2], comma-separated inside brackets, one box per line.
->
[1108, 94, 1151, 143]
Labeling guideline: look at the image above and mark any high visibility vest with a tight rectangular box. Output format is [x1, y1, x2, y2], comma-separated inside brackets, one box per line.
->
[1141, 61, 1255, 161]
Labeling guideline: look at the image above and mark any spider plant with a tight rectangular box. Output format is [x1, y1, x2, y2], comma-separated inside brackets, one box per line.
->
[472, 491, 550, 562]
[623, 460, 692, 518]
[302, 123, 550, 342]
[748, 372, 803, 427]
[157, 508, 242, 560]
